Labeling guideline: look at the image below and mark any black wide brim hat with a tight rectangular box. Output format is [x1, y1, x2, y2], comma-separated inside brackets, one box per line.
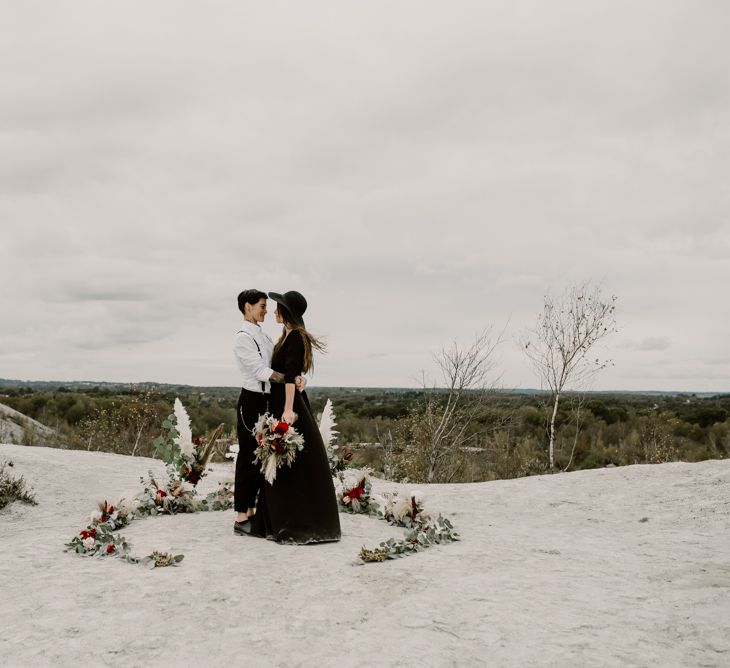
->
[269, 290, 307, 327]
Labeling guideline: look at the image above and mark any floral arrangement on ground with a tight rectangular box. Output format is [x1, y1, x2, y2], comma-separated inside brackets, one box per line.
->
[337, 470, 379, 515]
[335, 468, 460, 564]
[324, 403, 459, 563]
[65, 399, 232, 568]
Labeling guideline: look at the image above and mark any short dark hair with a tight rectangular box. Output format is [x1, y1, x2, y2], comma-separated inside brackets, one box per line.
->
[237, 289, 267, 314]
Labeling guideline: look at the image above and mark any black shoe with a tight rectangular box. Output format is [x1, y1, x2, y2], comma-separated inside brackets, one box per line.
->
[234, 520, 252, 536]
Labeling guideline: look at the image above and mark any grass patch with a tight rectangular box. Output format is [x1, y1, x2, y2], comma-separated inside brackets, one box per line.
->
[0, 460, 37, 510]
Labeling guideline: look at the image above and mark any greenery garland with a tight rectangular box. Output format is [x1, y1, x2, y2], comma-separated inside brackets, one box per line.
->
[64, 472, 234, 567]
[336, 469, 460, 563]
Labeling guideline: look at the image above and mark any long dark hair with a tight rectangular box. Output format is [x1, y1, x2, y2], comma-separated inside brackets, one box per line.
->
[273, 303, 325, 374]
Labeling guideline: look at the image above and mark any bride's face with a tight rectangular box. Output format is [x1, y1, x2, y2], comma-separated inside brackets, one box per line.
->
[275, 307, 283, 324]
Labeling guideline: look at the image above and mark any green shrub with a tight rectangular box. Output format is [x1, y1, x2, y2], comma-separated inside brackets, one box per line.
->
[578, 452, 604, 470]
[0, 461, 37, 510]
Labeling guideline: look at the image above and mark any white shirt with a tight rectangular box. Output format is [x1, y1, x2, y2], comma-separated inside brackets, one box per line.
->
[233, 321, 275, 394]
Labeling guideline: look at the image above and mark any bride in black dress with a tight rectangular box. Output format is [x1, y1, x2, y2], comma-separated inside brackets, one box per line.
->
[248, 290, 341, 544]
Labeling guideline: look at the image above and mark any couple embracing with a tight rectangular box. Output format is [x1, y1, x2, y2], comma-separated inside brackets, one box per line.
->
[232, 289, 341, 544]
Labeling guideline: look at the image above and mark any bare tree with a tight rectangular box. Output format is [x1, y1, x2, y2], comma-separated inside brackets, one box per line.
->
[375, 422, 397, 481]
[562, 394, 585, 472]
[523, 282, 616, 470]
[400, 328, 503, 483]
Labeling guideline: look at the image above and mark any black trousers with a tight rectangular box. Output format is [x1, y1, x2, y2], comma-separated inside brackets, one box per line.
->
[234, 388, 269, 512]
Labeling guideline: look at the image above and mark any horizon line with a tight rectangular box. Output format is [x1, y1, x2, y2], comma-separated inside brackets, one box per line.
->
[0, 377, 727, 396]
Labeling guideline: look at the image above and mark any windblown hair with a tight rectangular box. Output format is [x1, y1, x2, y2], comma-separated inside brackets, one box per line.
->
[237, 289, 267, 314]
[274, 304, 326, 374]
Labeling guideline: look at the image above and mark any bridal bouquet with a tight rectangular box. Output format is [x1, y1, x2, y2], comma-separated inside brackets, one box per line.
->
[252, 413, 305, 484]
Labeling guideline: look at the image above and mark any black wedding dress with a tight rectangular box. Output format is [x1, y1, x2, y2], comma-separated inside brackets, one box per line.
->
[249, 329, 341, 544]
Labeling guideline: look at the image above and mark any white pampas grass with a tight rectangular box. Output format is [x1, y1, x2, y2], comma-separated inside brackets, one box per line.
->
[119, 498, 140, 515]
[173, 398, 194, 458]
[319, 398, 338, 447]
[390, 496, 412, 521]
[263, 455, 279, 485]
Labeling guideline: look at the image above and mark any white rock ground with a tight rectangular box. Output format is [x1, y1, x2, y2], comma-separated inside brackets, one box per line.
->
[1, 443, 728, 667]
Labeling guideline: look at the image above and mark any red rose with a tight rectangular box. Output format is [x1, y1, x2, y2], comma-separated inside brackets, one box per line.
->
[348, 487, 363, 500]
[258, 434, 263, 444]
[274, 421, 289, 435]
[106, 545, 116, 554]
[156, 489, 167, 498]
[274, 443, 285, 454]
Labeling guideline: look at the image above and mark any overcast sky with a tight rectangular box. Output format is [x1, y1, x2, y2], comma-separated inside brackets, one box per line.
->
[1, 1, 728, 392]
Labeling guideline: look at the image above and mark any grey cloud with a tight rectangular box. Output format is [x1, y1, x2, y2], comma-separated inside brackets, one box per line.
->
[703, 358, 730, 366]
[58, 288, 155, 303]
[634, 337, 672, 352]
[619, 337, 672, 352]
[72, 325, 172, 350]
[0, 1, 728, 390]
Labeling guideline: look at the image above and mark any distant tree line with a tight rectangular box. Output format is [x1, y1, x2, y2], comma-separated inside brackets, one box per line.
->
[2, 384, 728, 482]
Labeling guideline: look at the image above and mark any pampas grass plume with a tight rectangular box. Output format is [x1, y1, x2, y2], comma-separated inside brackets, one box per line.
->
[318, 398, 338, 447]
[173, 398, 194, 458]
